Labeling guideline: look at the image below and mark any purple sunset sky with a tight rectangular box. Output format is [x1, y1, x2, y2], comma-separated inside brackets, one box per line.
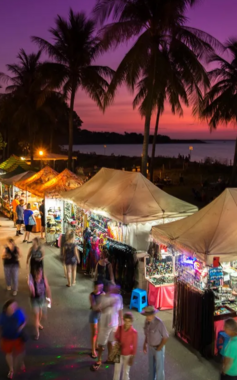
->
[0, 0, 236, 139]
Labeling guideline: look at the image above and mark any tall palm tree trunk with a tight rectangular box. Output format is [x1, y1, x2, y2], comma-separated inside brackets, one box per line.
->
[68, 88, 76, 170]
[29, 122, 34, 165]
[49, 125, 54, 153]
[142, 113, 151, 176]
[150, 107, 161, 182]
[141, 46, 157, 177]
[231, 136, 237, 185]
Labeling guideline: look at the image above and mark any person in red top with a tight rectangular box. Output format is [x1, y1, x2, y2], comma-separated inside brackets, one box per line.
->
[113, 312, 137, 380]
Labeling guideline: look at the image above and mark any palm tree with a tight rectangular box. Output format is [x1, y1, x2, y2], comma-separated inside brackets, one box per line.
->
[94, 0, 221, 176]
[32, 9, 114, 170]
[0, 49, 56, 163]
[133, 44, 190, 181]
[201, 39, 237, 184]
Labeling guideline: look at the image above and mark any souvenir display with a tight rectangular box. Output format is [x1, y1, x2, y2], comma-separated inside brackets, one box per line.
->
[45, 198, 63, 244]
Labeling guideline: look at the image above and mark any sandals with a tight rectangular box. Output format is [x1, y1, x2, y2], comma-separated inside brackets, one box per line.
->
[7, 371, 14, 379]
[66, 284, 71, 287]
[92, 362, 101, 371]
[34, 334, 39, 341]
[90, 353, 97, 359]
[39, 325, 44, 330]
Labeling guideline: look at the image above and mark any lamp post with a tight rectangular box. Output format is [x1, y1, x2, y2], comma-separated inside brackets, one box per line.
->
[189, 146, 193, 161]
[104, 145, 107, 155]
[39, 150, 44, 169]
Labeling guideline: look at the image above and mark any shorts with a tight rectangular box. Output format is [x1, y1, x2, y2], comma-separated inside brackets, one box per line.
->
[98, 326, 117, 346]
[16, 219, 24, 225]
[31, 298, 47, 313]
[1, 338, 25, 354]
[26, 225, 33, 232]
[89, 311, 100, 324]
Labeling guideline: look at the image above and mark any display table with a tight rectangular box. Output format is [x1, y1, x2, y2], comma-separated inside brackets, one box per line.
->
[32, 218, 41, 233]
[148, 282, 174, 310]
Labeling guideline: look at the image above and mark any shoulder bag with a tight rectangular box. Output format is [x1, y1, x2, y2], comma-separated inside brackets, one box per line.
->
[29, 215, 36, 226]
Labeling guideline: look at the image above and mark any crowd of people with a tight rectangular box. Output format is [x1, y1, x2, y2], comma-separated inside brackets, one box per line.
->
[12, 195, 45, 242]
[1, 230, 237, 380]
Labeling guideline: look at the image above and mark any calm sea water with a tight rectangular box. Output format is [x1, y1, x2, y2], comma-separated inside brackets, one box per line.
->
[62, 140, 236, 164]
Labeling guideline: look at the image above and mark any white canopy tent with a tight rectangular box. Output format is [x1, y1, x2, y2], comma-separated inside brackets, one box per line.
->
[152, 188, 237, 264]
[61, 168, 197, 250]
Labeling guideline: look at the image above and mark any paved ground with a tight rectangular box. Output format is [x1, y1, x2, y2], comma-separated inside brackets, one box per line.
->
[0, 216, 219, 380]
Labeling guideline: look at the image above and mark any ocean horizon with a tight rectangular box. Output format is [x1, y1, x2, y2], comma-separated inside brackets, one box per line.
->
[61, 140, 236, 165]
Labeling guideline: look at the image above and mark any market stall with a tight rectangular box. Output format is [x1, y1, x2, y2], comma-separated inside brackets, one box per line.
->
[14, 166, 58, 231]
[28, 169, 86, 244]
[61, 168, 198, 251]
[144, 241, 181, 309]
[151, 188, 237, 357]
[60, 168, 197, 291]
[0, 168, 36, 218]
[0, 155, 30, 173]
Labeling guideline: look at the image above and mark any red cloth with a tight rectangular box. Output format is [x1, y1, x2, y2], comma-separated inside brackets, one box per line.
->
[115, 326, 138, 355]
[148, 283, 174, 310]
[214, 317, 237, 355]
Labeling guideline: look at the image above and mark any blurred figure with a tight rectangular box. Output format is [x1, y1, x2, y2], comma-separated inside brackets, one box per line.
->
[39, 199, 45, 239]
[113, 312, 137, 380]
[28, 267, 51, 340]
[94, 249, 115, 287]
[0, 299, 27, 379]
[221, 318, 237, 379]
[63, 232, 80, 287]
[2, 238, 21, 296]
[93, 284, 123, 371]
[11, 194, 19, 227]
[142, 306, 169, 380]
[16, 199, 24, 236]
[89, 281, 105, 359]
[26, 237, 44, 275]
[23, 203, 36, 243]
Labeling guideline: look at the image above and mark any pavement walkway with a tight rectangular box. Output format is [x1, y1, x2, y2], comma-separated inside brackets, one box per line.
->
[0, 216, 219, 380]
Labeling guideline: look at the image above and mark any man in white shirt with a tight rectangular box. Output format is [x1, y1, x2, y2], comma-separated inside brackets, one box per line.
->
[93, 284, 123, 371]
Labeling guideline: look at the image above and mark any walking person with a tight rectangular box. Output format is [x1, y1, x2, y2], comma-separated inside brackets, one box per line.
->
[113, 312, 137, 380]
[15, 199, 24, 236]
[11, 195, 19, 227]
[94, 249, 115, 287]
[39, 199, 45, 239]
[26, 237, 44, 275]
[0, 299, 27, 379]
[2, 238, 21, 296]
[142, 306, 169, 380]
[221, 318, 237, 379]
[28, 267, 51, 340]
[63, 232, 80, 287]
[93, 284, 123, 371]
[89, 281, 104, 359]
[23, 203, 36, 243]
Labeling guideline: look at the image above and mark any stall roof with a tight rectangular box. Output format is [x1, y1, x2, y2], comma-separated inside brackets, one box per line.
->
[14, 166, 58, 195]
[152, 188, 237, 264]
[2, 171, 36, 186]
[1, 166, 26, 180]
[24, 153, 77, 161]
[61, 168, 198, 224]
[32, 168, 86, 198]
[0, 155, 30, 172]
